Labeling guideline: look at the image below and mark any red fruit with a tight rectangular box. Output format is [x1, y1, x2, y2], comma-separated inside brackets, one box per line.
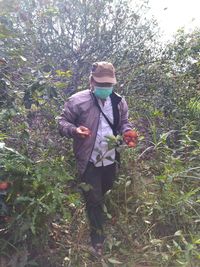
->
[0, 182, 9, 190]
[124, 130, 138, 139]
[131, 131, 138, 138]
[128, 141, 136, 148]
[124, 136, 132, 143]
[4, 216, 12, 223]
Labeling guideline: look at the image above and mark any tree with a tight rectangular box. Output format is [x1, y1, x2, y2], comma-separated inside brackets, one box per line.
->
[0, 0, 158, 97]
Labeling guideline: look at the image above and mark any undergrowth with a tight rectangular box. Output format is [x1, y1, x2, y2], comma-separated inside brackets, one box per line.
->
[0, 122, 199, 266]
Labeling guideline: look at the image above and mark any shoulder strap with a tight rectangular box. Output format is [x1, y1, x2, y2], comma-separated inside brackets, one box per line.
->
[92, 93, 117, 134]
[110, 92, 121, 133]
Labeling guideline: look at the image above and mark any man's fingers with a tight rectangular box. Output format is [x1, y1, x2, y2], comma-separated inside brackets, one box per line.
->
[76, 126, 91, 137]
[79, 126, 89, 131]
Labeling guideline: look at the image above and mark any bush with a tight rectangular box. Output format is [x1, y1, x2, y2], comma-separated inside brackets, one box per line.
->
[0, 141, 76, 262]
[108, 123, 200, 266]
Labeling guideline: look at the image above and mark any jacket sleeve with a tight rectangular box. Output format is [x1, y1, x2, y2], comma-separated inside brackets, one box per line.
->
[119, 97, 133, 134]
[57, 98, 78, 138]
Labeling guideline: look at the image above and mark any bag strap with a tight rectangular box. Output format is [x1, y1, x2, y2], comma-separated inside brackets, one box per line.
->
[92, 93, 116, 134]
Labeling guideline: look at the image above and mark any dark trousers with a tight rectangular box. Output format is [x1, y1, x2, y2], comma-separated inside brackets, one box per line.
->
[81, 162, 116, 247]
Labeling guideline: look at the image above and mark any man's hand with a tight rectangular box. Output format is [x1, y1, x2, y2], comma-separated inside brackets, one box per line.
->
[75, 126, 91, 138]
[123, 130, 138, 148]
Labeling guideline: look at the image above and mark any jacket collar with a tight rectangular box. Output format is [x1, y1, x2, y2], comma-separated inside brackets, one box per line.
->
[110, 91, 122, 105]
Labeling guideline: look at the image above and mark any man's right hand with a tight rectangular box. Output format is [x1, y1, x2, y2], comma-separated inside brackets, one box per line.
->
[75, 126, 91, 138]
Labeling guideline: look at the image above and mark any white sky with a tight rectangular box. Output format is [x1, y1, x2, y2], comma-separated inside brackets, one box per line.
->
[148, 0, 200, 40]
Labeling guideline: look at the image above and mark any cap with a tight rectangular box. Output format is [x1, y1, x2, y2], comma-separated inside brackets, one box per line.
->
[91, 61, 117, 84]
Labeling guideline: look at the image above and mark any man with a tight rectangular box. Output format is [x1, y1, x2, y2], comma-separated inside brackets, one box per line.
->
[58, 61, 137, 256]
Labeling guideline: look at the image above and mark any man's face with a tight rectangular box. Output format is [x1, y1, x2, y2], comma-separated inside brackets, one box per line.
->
[92, 80, 114, 100]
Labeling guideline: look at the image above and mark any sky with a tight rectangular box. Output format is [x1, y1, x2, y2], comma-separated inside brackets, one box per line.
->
[148, 0, 200, 40]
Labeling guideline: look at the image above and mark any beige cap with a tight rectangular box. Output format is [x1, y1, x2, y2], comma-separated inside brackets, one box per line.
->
[91, 61, 117, 84]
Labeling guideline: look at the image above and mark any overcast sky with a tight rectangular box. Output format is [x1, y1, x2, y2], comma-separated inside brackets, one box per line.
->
[148, 0, 200, 40]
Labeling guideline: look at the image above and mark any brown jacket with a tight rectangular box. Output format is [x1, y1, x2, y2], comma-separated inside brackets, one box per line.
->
[58, 89, 132, 175]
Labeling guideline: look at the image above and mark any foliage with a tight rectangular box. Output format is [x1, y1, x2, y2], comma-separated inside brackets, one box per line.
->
[0, 141, 75, 262]
[0, 0, 200, 266]
[108, 124, 200, 266]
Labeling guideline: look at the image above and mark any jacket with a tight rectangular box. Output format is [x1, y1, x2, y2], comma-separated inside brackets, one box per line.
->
[58, 89, 132, 175]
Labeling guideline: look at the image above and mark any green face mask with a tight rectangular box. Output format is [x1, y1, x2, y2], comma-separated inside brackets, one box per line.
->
[93, 86, 113, 99]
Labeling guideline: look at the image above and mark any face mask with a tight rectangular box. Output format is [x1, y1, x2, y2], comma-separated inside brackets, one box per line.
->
[93, 86, 113, 99]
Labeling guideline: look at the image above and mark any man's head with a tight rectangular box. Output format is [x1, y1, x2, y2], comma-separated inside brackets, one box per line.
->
[91, 61, 117, 84]
[90, 61, 117, 99]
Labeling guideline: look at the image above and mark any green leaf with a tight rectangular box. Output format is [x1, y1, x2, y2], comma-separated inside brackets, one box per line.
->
[15, 196, 34, 203]
[108, 258, 123, 264]
[0, 142, 5, 149]
[20, 55, 27, 61]
[79, 182, 92, 192]
[55, 82, 67, 89]
[150, 239, 162, 245]
[103, 204, 107, 213]
[125, 180, 131, 187]
[107, 213, 112, 219]
[174, 230, 182, 236]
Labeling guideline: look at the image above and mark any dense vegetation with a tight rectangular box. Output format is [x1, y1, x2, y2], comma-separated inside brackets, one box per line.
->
[0, 0, 199, 266]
